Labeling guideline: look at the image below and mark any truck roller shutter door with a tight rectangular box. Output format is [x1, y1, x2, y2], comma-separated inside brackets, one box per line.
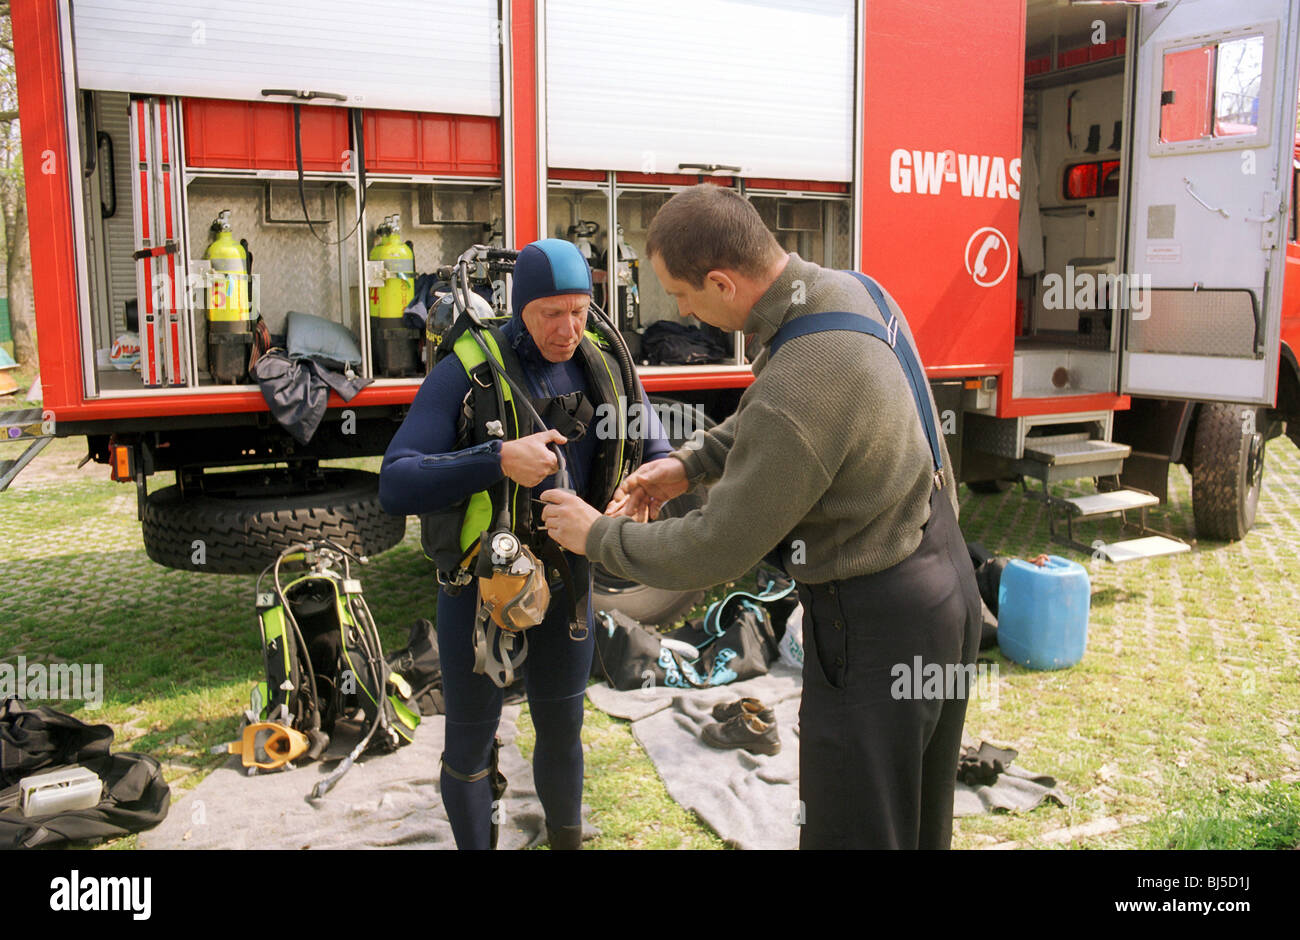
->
[546, 0, 854, 182]
[71, 0, 500, 116]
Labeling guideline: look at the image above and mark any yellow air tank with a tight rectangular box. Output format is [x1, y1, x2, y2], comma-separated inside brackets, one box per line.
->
[206, 209, 249, 324]
[368, 215, 415, 319]
[204, 209, 253, 384]
[368, 214, 419, 376]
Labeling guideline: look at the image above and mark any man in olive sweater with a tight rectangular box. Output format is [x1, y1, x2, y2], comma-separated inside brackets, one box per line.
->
[541, 184, 981, 849]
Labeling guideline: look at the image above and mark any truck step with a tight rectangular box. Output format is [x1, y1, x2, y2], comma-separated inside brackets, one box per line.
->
[1022, 433, 1131, 466]
[1040, 475, 1189, 562]
[1096, 536, 1191, 564]
[1062, 488, 1160, 518]
[1015, 433, 1130, 484]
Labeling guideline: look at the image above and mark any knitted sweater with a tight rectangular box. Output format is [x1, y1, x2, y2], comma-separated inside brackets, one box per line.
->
[585, 254, 957, 590]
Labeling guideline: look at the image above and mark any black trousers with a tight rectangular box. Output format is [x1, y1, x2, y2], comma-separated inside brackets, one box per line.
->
[797, 485, 982, 849]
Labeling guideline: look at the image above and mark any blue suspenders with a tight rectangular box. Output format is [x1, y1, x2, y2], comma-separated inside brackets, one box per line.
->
[768, 271, 944, 485]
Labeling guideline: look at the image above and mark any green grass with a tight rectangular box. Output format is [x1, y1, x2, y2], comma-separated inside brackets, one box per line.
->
[949, 436, 1300, 849]
[1139, 780, 1300, 850]
[3, 366, 1299, 848]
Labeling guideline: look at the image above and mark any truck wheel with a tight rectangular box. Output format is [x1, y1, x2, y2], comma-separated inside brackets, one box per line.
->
[591, 398, 713, 627]
[1191, 403, 1266, 541]
[141, 468, 405, 574]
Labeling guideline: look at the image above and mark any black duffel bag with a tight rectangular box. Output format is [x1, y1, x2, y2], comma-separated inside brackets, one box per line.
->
[0, 697, 170, 849]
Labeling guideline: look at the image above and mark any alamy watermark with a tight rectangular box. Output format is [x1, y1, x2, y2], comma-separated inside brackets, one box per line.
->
[1, 657, 104, 709]
[1042, 266, 1152, 321]
[50, 870, 150, 920]
[593, 398, 706, 448]
[890, 656, 999, 710]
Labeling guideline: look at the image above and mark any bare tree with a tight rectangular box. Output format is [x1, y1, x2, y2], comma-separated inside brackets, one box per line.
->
[1, 2, 35, 366]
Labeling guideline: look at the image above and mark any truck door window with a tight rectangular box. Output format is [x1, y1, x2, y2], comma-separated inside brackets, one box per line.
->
[1214, 35, 1264, 137]
[1159, 35, 1264, 144]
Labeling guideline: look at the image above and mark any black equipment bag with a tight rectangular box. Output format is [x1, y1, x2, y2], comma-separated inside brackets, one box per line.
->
[590, 609, 667, 691]
[966, 541, 1007, 650]
[385, 619, 444, 717]
[0, 698, 170, 849]
[592, 572, 796, 691]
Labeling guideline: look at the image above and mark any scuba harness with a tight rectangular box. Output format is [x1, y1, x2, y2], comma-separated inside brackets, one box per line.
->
[218, 538, 421, 801]
[423, 245, 645, 688]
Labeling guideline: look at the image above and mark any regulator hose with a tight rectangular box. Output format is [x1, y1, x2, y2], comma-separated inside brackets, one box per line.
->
[585, 299, 645, 479]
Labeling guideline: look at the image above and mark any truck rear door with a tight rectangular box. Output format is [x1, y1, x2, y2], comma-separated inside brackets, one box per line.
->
[1120, 0, 1300, 405]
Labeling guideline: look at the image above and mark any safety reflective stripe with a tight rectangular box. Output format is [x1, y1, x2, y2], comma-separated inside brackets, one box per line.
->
[767, 273, 943, 475]
[452, 327, 521, 551]
[584, 330, 625, 483]
[460, 491, 493, 553]
[453, 329, 514, 403]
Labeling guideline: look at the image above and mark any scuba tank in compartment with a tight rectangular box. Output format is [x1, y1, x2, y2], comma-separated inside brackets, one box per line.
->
[204, 209, 254, 383]
[368, 214, 420, 377]
[597, 224, 641, 333]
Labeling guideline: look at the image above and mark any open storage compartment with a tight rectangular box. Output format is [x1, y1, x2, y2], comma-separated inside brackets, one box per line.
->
[361, 177, 504, 379]
[1014, 2, 1130, 399]
[185, 175, 362, 386]
[547, 172, 852, 370]
[70, 92, 511, 394]
[745, 187, 854, 271]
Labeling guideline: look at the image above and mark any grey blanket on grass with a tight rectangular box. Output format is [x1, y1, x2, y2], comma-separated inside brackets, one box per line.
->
[588, 665, 1069, 850]
[140, 707, 592, 850]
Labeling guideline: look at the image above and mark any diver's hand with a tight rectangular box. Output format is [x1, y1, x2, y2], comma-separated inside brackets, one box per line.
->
[539, 489, 598, 555]
[499, 430, 566, 487]
[604, 457, 689, 521]
[603, 488, 651, 523]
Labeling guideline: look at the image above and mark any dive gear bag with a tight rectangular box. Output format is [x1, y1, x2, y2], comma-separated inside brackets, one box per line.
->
[591, 571, 797, 691]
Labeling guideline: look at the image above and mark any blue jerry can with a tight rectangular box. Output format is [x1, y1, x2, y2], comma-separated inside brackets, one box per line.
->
[996, 555, 1090, 670]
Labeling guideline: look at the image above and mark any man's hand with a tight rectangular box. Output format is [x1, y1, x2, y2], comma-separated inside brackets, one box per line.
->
[539, 489, 599, 555]
[604, 457, 689, 521]
[499, 430, 566, 487]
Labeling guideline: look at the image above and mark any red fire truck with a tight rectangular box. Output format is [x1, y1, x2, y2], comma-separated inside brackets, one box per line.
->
[5, 0, 1299, 619]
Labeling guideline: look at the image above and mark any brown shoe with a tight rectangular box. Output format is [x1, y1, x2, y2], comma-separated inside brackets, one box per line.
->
[702, 713, 781, 755]
[710, 697, 775, 724]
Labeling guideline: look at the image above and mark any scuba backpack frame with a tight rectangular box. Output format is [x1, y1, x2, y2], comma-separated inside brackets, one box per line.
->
[234, 537, 420, 801]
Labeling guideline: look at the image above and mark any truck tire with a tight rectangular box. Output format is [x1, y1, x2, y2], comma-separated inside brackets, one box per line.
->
[591, 398, 714, 627]
[141, 469, 405, 574]
[1191, 403, 1266, 542]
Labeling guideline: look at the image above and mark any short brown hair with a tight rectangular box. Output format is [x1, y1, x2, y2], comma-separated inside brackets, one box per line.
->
[645, 184, 784, 288]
